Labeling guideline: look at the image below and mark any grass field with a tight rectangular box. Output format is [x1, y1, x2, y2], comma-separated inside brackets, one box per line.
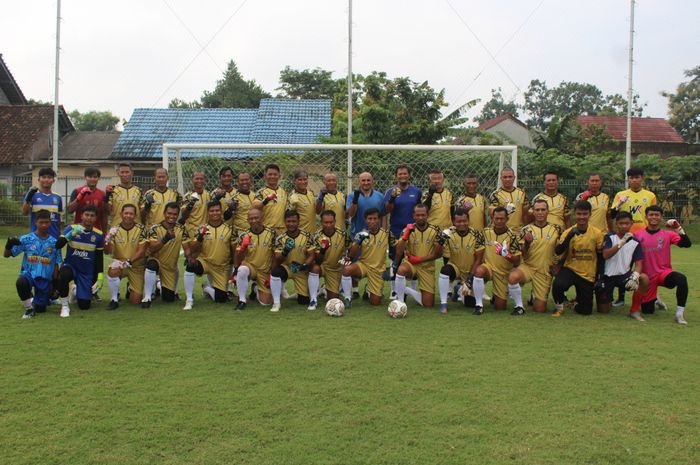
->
[1, 225, 699, 464]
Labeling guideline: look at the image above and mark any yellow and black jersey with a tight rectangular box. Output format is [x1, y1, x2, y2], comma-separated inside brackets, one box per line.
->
[358, 228, 396, 272]
[274, 230, 314, 266]
[313, 228, 350, 267]
[182, 190, 211, 234]
[443, 227, 485, 273]
[198, 222, 235, 267]
[454, 193, 487, 231]
[576, 191, 610, 232]
[483, 227, 521, 274]
[399, 223, 445, 258]
[520, 222, 562, 273]
[214, 187, 236, 218]
[531, 192, 570, 228]
[237, 227, 276, 272]
[145, 222, 189, 267]
[559, 225, 604, 282]
[612, 189, 657, 233]
[255, 186, 288, 232]
[230, 190, 257, 232]
[142, 188, 182, 227]
[489, 187, 529, 229]
[110, 222, 147, 267]
[288, 189, 317, 234]
[421, 189, 454, 230]
[319, 191, 346, 227]
[108, 185, 142, 228]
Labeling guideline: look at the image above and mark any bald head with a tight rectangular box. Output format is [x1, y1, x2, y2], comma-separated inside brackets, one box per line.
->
[358, 172, 373, 192]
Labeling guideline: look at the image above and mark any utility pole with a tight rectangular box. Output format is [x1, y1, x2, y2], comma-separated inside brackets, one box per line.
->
[52, 0, 62, 175]
[625, 0, 635, 188]
[346, 0, 353, 193]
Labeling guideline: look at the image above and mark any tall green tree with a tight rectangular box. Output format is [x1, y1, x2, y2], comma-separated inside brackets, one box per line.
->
[276, 66, 342, 100]
[474, 87, 519, 124]
[662, 66, 700, 143]
[68, 110, 120, 131]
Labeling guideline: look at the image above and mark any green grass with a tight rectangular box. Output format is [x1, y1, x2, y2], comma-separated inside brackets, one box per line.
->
[1, 226, 699, 464]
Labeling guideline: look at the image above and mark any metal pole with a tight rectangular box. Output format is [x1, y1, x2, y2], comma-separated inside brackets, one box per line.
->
[346, 0, 353, 194]
[52, 0, 61, 175]
[625, 0, 635, 188]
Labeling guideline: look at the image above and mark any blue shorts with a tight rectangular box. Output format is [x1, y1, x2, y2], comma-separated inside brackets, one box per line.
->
[21, 274, 51, 307]
[61, 264, 93, 300]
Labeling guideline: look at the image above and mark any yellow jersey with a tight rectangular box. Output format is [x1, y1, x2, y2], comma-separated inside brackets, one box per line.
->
[399, 223, 444, 258]
[288, 189, 317, 234]
[255, 186, 288, 232]
[612, 188, 657, 233]
[214, 187, 236, 221]
[230, 190, 257, 232]
[108, 185, 142, 228]
[314, 228, 350, 268]
[319, 191, 346, 228]
[520, 222, 562, 273]
[531, 192, 570, 228]
[145, 223, 189, 267]
[198, 222, 235, 267]
[559, 225, 604, 282]
[442, 227, 485, 274]
[422, 189, 454, 230]
[237, 227, 276, 273]
[275, 230, 314, 267]
[576, 191, 610, 232]
[110, 222, 147, 267]
[454, 193, 487, 231]
[142, 188, 182, 228]
[489, 187, 529, 230]
[358, 228, 395, 272]
[483, 227, 521, 274]
[182, 190, 211, 234]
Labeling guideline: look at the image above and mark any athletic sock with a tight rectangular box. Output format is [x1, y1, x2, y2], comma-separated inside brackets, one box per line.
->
[143, 269, 157, 302]
[405, 286, 423, 306]
[341, 276, 353, 301]
[676, 306, 685, 319]
[630, 291, 643, 312]
[308, 272, 320, 302]
[473, 277, 485, 306]
[508, 283, 523, 308]
[202, 282, 215, 300]
[395, 274, 407, 302]
[236, 266, 249, 303]
[60, 297, 69, 307]
[21, 298, 32, 310]
[184, 271, 195, 301]
[438, 273, 451, 305]
[107, 276, 121, 302]
[270, 276, 283, 306]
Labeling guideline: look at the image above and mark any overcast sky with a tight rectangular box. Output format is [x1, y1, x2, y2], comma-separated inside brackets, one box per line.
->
[2, 0, 698, 124]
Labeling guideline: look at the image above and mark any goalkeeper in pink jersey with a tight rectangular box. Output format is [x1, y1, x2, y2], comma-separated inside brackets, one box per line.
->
[632, 205, 691, 324]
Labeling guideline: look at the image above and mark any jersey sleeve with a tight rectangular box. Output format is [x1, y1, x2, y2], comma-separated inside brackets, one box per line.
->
[669, 230, 681, 245]
[631, 240, 644, 262]
[489, 190, 499, 207]
[562, 196, 571, 217]
[603, 233, 614, 250]
[388, 231, 397, 248]
[69, 188, 79, 202]
[508, 231, 521, 256]
[522, 190, 530, 210]
[474, 230, 486, 251]
[96, 233, 105, 250]
[273, 234, 285, 254]
[254, 188, 266, 202]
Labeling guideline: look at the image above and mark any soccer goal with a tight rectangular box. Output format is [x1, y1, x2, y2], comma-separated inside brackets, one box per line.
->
[162, 143, 518, 196]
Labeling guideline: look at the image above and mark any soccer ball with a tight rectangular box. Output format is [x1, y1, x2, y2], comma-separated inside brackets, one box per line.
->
[325, 298, 345, 317]
[387, 299, 408, 318]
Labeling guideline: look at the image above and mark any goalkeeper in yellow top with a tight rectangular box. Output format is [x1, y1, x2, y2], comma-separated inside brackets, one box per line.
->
[489, 167, 529, 230]
[104, 204, 147, 308]
[141, 168, 182, 228]
[393, 204, 445, 308]
[530, 171, 570, 228]
[105, 162, 142, 229]
[421, 169, 454, 230]
[253, 164, 288, 235]
[222, 171, 256, 232]
[287, 169, 317, 234]
[454, 174, 487, 231]
[611, 167, 657, 234]
[308, 210, 350, 309]
[315, 172, 346, 229]
[179, 171, 211, 238]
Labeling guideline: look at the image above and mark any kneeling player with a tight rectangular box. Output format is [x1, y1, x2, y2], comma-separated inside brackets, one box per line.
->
[308, 210, 350, 309]
[233, 208, 276, 309]
[104, 204, 147, 308]
[184, 202, 235, 310]
[269, 210, 315, 312]
[437, 208, 485, 313]
[4, 210, 62, 319]
[341, 208, 395, 306]
[393, 204, 444, 308]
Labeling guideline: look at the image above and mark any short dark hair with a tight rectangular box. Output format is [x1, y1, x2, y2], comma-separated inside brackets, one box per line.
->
[81, 205, 98, 215]
[544, 171, 558, 180]
[615, 211, 633, 221]
[493, 206, 508, 216]
[121, 203, 137, 213]
[320, 210, 336, 220]
[453, 207, 469, 218]
[464, 173, 477, 180]
[627, 167, 644, 177]
[207, 201, 222, 210]
[430, 169, 444, 175]
[573, 200, 592, 212]
[265, 164, 281, 173]
[645, 205, 663, 215]
[38, 167, 56, 178]
[284, 210, 299, 219]
[395, 164, 411, 176]
[219, 166, 234, 177]
[164, 201, 180, 213]
[35, 209, 51, 220]
[293, 170, 308, 180]
[533, 198, 549, 209]
[237, 171, 251, 179]
[414, 203, 429, 213]
[84, 167, 101, 178]
[364, 207, 380, 219]
[118, 162, 133, 170]
[588, 172, 602, 179]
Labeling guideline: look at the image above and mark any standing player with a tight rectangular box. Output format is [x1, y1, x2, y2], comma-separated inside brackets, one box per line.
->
[55, 205, 105, 317]
[393, 204, 444, 308]
[437, 208, 485, 314]
[341, 208, 395, 307]
[183, 202, 236, 310]
[316, 172, 346, 229]
[224, 171, 256, 232]
[142, 202, 190, 308]
[551, 201, 605, 317]
[22, 167, 63, 238]
[347, 172, 385, 236]
[472, 207, 521, 314]
[576, 173, 612, 232]
[105, 162, 142, 229]
[253, 164, 288, 236]
[233, 208, 277, 309]
[213, 166, 237, 224]
[104, 204, 147, 309]
[507, 199, 562, 314]
[4, 210, 62, 319]
[611, 168, 657, 234]
[308, 210, 350, 309]
[455, 174, 487, 231]
[489, 167, 529, 230]
[287, 170, 317, 234]
[421, 169, 454, 231]
[141, 168, 182, 228]
[269, 211, 315, 312]
[68, 167, 107, 231]
[179, 171, 211, 238]
[530, 171, 570, 228]
[632, 206, 692, 324]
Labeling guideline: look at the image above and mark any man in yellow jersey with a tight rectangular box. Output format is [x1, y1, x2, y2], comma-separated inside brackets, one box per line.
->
[232, 208, 277, 309]
[489, 167, 529, 230]
[508, 199, 562, 314]
[341, 208, 395, 307]
[316, 172, 346, 229]
[576, 173, 612, 232]
[141, 168, 182, 228]
[141, 202, 190, 308]
[551, 200, 605, 316]
[223, 171, 256, 232]
[183, 202, 236, 310]
[611, 167, 657, 234]
[530, 171, 570, 228]
[105, 162, 142, 228]
[253, 164, 288, 235]
[308, 210, 350, 309]
[179, 171, 211, 238]
[437, 207, 485, 314]
[213, 166, 237, 224]
[393, 204, 445, 308]
[454, 174, 487, 231]
[472, 207, 521, 314]
[421, 169, 454, 231]
[269, 210, 315, 312]
[287, 169, 317, 234]
[104, 204, 147, 308]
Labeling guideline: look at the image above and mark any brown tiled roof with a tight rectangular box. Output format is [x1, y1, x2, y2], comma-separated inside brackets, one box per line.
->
[0, 105, 73, 164]
[577, 116, 684, 144]
[0, 54, 27, 104]
[478, 113, 528, 131]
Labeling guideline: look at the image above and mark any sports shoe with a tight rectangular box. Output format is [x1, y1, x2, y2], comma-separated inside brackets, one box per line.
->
[472, 305, 483, 316]
[307, 300, 317, 311]
[107, 300, 119, 310]
[92, 292, 102, 303]
[511, 306, 525, 316]
[629, 312, 645, 322]
[183, 300, 193, 311]
[281, 287, 291, 299]
[60, 306, 70, 318]
[22, 309, 35, 319]
[202, 283, 212, 300]
[675, 315, 688, 325]
[440, 303, 448, 314]
[612, 298, 625, 308]
[141, 300, 151, 309]
[236, 300, 246, 311]
[270, 303, 281, 313]
[389, 290, 398, 300]
[352, 290, 360, 300]
[552, 309, 564, 317]
[656, 299, 668, 311]
[344, 297, 352, 309]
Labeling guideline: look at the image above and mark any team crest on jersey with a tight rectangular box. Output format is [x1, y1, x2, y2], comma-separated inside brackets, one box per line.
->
[53, 197, 58, 204]
[90, 236, 96, 243]
[47, 247, 53, 253]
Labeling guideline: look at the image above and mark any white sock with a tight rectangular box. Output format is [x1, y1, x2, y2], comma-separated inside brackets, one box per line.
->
[107, 276, 121, 302]
[438, 274, 451, 305]
[508, 283, 523, 308]
[143, 269, 157, 302]
[308, 272, 320, 302]
[202, 281, 215, 300]
[395, 274, 407, 301]
[473, 277, 485, 306]
[236, 266, 250, 303]
[21, 298, 32, 310]
[60, 297, 69, 307]
[410, 279, 417, 290]
[341, 275, 353, 301]
[270, 276, 283, 305]
[184, 271, 195, 301]
[405, 286, 423, 306]
[352, 286, 359, 295]
[676, 306, 685, 318]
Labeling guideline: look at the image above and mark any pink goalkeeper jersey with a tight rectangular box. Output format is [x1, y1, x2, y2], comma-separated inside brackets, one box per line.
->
[634, 228, 680, 278]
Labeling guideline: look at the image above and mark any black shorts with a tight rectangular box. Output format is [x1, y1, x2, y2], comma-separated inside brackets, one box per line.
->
[597, 271, 632, 305]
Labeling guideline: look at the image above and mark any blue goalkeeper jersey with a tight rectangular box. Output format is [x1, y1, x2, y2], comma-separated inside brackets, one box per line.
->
[62, 225, 104, 275]
[11, 232, 62, 280]
[30, 192, 63, 238]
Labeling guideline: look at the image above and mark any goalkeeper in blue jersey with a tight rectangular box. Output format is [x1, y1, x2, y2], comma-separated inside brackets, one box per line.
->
[4, 210, 62, 319]
[55, 205, 105, 317]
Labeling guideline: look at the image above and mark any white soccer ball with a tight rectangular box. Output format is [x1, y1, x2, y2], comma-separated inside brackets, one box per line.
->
[387, 299, 408, 318]
[325, 298, 345, 317]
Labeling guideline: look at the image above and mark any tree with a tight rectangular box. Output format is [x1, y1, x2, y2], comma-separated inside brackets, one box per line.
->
[168, 98, 201, 109]
[276, 66, 342, 100]
[529, 113, 579, 153]
[662, 66, 700, 143]
[68, 110, 120, 131]
[473, 87, 519, 124]
[200, 61, 270, 108]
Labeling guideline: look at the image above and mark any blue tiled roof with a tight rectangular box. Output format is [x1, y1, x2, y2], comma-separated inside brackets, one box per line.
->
[111, 99, 331, 159]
